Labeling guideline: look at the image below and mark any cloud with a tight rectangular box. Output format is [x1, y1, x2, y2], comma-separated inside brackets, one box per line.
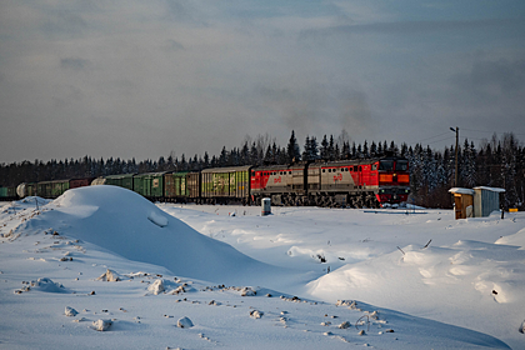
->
[60, 57, 91, 70]
[163, 39, 185, 52]
[452, 58, 525, 96]
[299, 18, 522, 41]
[253, 85, 372, 140]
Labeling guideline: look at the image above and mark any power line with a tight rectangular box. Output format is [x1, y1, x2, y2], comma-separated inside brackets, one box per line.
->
[410, 132, 452, 145]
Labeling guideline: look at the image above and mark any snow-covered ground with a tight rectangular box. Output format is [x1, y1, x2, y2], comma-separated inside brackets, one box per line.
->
[1, 186, 524, 349]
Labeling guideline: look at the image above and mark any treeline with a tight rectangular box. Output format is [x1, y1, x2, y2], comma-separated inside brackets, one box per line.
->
[1, 131, 524, 209]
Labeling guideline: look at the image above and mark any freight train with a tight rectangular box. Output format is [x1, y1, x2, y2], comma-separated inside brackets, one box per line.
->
[5, 155, 410, 208]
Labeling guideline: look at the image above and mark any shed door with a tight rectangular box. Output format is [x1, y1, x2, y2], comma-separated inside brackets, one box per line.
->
[454, 194, 473, 219]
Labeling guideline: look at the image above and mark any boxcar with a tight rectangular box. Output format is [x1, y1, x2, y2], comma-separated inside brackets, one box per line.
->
[36, 180, 70, 198]
[104, 174, 135, 191]
[164, 172, 190, 202]
[0, 187, 17, 201]
[70, 177, 95, 189]
[133, 171, 168, 201]
[200, 166, 252, 204]
[187, 172, 201, 202]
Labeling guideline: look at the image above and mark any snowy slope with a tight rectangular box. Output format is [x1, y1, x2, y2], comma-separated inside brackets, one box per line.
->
[33, 186, 289, 286]
[0, 186, 523, 349]
[162, 203, 525, 349]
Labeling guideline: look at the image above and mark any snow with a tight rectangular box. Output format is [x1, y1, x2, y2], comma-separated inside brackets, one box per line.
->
[449, 187, 475, 195]
[474, 186, 506, 193]
[92, 319, 112, 331]
[449, 186, 507, 195]
[1, 186, 524, 349]
[64, 306, 79, 317]
[177, 316, 194, 328]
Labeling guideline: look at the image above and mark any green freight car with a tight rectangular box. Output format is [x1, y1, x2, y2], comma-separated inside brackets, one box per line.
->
[200, 166, 252, 204]
[0, 187, 7, 200]
[133, 172, 167, 201]
[164, 172, 190, 202]
[0, 186, 17, 201]
[36, 180, 70, 198]
[104, 174, 135, 191]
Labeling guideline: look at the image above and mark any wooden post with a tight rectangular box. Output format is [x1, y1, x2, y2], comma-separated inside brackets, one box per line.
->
[454, 127, 459, 187]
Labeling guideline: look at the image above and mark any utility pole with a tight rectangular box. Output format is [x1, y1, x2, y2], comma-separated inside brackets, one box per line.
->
[450, 127, 459, 187]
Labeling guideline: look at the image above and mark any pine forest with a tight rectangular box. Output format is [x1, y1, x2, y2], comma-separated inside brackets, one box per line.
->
[1, 131, 524, 210]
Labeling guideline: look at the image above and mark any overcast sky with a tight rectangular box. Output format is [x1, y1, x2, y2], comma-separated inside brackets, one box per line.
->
[1, 0, 524, 164]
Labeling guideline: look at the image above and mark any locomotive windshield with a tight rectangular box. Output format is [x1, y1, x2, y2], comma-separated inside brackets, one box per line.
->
[379, 160, 394, 171]
[395, 161, 408, 171]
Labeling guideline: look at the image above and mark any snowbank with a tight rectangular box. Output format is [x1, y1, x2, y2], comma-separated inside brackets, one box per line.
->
[45, 186, 286, 285]
[307, 238, 525, 347]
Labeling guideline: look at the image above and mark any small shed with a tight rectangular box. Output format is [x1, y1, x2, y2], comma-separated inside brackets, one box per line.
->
[449, 187, 475, 220]
[473, 186, 506, 217]
[449, 186, 505, 219]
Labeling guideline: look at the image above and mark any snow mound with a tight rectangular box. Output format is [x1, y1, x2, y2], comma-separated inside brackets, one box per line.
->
[308, 237, 525, 345]
[177, 316, 194, 328]
[64, 306, 78, 317]
[44, 186, 284, 285]
[30, 278, 69, 293]
[148, 211, 168, 227]
[96, 269, 128, 282]
[92, 319, 112, 331]
[495, 228, 525, 249]
[148, 279, 165, 295]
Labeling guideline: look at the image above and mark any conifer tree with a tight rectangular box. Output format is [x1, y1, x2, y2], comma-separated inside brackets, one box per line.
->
[286, 130, 301, 163]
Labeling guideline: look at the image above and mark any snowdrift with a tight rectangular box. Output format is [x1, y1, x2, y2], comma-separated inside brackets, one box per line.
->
[307, 239, 525, 346]
[28, 185, 286, 285]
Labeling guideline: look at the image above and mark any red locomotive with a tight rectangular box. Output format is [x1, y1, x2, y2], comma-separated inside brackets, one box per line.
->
[251, 156, 409, 208]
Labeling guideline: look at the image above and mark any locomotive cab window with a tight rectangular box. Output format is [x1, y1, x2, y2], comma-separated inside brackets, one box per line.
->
[395, 161, 408, 171]
[379, 160, 394, 171]
[372, 164, 377, 171]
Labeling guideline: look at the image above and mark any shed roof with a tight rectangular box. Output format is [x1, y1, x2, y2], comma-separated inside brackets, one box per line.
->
[473, 186, 506, 193]
[449, 187, 475, 195]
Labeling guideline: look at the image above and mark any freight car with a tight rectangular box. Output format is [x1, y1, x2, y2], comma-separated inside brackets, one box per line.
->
[164, 171, 191, 203]
[133, 172, 168, 201]
[0, 186, 18, 201]
[16, 177, 95, 199]
[95, 174, 135, 190]
[200, 166, 252, 205]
